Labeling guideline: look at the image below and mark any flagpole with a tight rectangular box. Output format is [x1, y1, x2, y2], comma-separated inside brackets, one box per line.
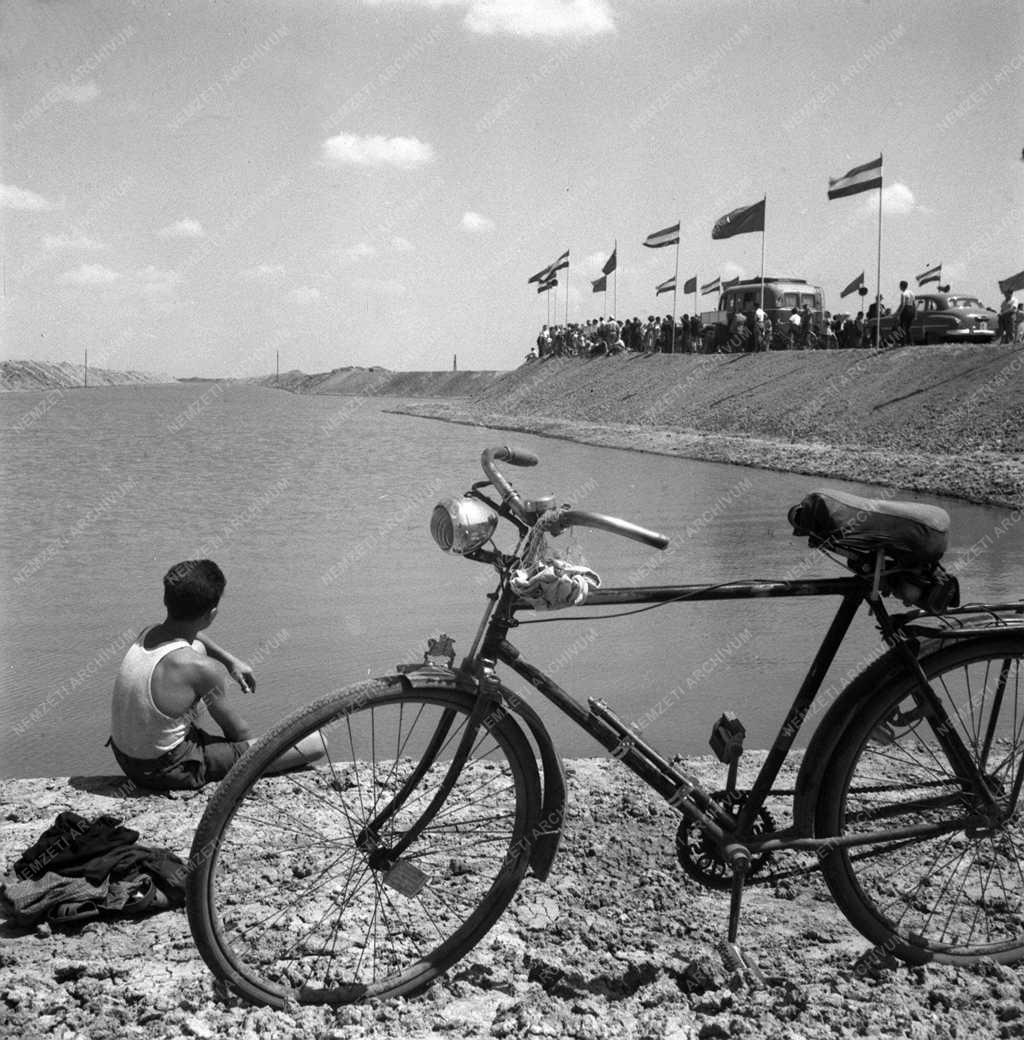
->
[613, 238, 618, 317]
[565, 255, 569, 328]
[759, 194, 767, 312]
[875, 153, 883, 348]
[671, 223, 680, 353]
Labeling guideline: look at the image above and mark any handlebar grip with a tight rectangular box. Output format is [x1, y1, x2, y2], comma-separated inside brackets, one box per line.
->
[558, 509, 669, 550]
[485, 446, 538, 468]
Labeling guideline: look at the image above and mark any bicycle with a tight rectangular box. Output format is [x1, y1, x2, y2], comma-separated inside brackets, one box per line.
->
[186, 446, 1024, 1008]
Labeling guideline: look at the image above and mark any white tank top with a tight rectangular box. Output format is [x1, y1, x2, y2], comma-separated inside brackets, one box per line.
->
[110, 626, 204, 758]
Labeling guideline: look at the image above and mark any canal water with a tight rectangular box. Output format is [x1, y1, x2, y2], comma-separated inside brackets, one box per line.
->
[1, 383, 1020, 779]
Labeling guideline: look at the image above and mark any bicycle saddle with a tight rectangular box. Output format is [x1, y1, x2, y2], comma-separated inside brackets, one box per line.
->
[788, 488, 949, 565]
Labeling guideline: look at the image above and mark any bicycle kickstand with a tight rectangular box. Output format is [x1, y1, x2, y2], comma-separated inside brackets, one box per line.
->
[717, 847, 766, 990]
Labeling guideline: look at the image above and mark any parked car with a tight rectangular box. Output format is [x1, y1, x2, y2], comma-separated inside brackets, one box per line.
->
[876, 292, 998, 345]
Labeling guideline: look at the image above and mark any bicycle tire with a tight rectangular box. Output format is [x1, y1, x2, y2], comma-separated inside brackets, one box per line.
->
[186, 677, 541, 1007]
[816, 634, 1024, 964]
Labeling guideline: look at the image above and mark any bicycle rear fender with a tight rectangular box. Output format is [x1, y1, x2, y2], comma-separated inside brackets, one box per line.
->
[793, 624, 1024, 834]
[399, 667, 566, 881]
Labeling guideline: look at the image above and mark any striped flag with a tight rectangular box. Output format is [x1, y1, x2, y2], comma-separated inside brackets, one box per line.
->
[591, 275, 607, 293]
[700, 277, 720, 295]
[527, 265, 551, 285]
[840, 271, 865, 298]
[827, 155, 883, 200]
[602, 247, 617, 276]
[916, 263, 942, 287]
[643, 222, 680, 249]
[682, 276, 697, 294]
[537, 277, 557, 294]
[711, 198, 765, 240]
[528, 249, 569, 285]
[655, 275, 676, 296]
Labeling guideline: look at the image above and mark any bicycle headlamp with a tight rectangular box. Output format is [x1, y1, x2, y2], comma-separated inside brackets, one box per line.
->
[430, 496, 499, 554]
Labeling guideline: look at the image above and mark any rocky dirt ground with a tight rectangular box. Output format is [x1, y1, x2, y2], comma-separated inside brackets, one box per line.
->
[391, 345, 1024, 508]
[2, 757, 1022, 1040]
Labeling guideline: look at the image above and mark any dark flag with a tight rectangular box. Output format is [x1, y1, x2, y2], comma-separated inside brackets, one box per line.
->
[682, 276, 697, 294]
[840, 271, 865, 298]
[643, 222, 680, 248]
[591, 275, 607, 293]
[602, 247, 617, 276]
[655, 275, 675, 296]
[712, 198, 765, 240]
[828, 155, 883, 200]
[537, 277, 557, 294]
[998, 270, 1024, 295]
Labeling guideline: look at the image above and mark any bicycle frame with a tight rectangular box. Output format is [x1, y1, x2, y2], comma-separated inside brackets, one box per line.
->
[461, 573, 996, 862]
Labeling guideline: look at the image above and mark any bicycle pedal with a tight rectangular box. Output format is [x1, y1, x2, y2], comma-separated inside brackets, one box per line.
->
[717, 940, 765, 991]
[709, 712, 746, 765]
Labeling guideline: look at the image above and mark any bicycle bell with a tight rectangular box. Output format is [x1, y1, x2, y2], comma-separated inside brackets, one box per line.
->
[430, 496, 499, 554]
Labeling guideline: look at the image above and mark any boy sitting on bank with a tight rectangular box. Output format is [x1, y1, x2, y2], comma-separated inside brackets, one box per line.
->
[110, 559, 325, 790]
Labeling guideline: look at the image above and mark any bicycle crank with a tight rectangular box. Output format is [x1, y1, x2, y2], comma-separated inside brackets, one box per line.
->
[675, 791, 775, 890]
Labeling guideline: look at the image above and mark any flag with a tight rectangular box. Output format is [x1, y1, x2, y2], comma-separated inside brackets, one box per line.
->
[527, 265, 551, 285]
[827, 155, 883, 200]
[537, 277, 557, 294]
[643, 222, 680, 249]
[591, 275, 607, 293]
[840, 271, 865, 298]
[700, 277, 720, 295]
[602, 247, 617, 276]
[545, 249, 570, 276]
[721, 275, 740, 289]
[916, 264, 942, 287]
[711, 198, 765, 240]
[937, 284, 950, 293]
[655, 276, 676, 296]
[682, 276, 697, 294]
[998, 269, 1024, 295]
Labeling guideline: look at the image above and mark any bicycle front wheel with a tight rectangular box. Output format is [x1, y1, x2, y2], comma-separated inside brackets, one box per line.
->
[818, 634, 1024, 964]
[187, 677, 540, 1007]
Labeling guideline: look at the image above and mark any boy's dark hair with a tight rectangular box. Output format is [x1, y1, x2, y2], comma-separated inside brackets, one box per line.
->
[163, 560, 226, 620]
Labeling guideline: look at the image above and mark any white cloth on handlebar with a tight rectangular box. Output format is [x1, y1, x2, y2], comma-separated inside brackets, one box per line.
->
[510, 558, 602, 610]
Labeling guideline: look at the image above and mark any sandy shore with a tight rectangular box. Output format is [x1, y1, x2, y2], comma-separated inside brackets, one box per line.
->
[1, 759, 1019, 1040]
[389, 348, 1024, 508]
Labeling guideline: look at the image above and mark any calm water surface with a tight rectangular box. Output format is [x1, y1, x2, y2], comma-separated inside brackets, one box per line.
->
[1, 383, 1021, 778]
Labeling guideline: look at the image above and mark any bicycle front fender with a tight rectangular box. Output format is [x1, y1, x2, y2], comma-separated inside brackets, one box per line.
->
[399, 666, 566, 882]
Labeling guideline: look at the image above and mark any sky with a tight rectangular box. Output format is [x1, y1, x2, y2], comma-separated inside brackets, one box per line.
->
[2, 0, 1022, 377]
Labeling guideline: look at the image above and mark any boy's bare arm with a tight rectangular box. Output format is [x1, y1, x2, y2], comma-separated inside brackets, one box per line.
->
[191, 658, 254, 743]
[195, 634, 255, 693]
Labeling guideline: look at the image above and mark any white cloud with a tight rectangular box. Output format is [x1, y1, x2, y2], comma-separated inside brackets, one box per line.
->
[240, 263, 286, 280]
[157, 218, 205, 239]
[43, 233, 105, 251]
[720, 261, 747, 282]
[1, 183, 57, 211]
[290, 286, 322, 304]
[322, 132, 435, 169]
[460, 211, 495, 233]
[365, 0, 614, 38]
[53, 80, 101, 105]
[391, 235, 415, 252]
[579, 251, 606, 278]
[57, 264, 121, 286]
[861, 181, 918, 217]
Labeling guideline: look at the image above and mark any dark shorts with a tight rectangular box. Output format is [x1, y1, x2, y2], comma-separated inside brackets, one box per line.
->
[111, 726, 251, 791]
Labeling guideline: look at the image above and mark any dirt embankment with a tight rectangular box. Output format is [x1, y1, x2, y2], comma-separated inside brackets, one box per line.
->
[389, 346, 1024, 508]
[2, 759, 1020, 1040]
[255, 367, 505, 397]
[1, 361, 176, 392]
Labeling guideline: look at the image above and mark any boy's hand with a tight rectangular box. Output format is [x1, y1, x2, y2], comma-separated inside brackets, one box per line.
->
[229, 661, 256, 694]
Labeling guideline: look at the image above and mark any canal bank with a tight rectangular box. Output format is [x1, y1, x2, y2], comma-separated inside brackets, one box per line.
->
[387, 346, 1024, 508]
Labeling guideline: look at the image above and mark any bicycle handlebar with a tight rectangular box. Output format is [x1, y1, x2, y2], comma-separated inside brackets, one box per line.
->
[480, 446, 668, 550]
[546, 508, 670, 550]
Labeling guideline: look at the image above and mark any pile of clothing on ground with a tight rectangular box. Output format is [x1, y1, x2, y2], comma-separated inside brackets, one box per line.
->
[1, 811, 186, 927]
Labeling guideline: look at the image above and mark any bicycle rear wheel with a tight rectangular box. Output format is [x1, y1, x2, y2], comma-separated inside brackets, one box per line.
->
[187, 677, 540, 1007]
[817, 634, 1024, 964]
